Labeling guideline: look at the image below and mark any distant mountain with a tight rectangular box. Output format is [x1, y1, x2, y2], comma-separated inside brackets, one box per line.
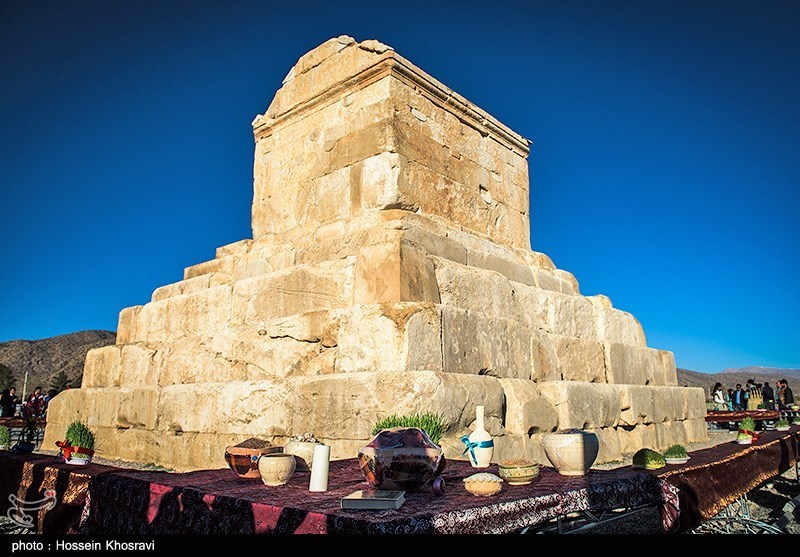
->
[677, 367, 800, 400]
[720, 366, 800, 379]
[0, 330, 116, 394]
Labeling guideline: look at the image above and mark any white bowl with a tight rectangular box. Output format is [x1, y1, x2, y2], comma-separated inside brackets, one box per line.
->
[665, 456, 690, 465]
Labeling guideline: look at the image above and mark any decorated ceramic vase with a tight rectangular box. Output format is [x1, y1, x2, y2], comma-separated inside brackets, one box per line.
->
[358, 427, 444, 490]
[462, 405, 494, 468]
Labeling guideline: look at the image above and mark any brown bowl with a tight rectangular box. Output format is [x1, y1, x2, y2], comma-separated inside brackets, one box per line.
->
[225, 445, 281, 479]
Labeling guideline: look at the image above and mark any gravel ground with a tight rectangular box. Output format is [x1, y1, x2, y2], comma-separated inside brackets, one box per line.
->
[3, 431, 799, 535]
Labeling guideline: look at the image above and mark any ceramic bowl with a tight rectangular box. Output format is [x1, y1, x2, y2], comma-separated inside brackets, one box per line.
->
[258, 453, 297, 486]
[463, 472, 503, 496]
[497, 459, 540, 485]
[284, 439, 323, 471]
[225, 444, 281, 479]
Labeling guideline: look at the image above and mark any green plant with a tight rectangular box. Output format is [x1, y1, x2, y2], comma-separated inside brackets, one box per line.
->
[776, 418, 790, 428]
[372, 412, 446, 444]
[664, 444, 688, 459]
[740, 416, 756, 432]
[0, 425, 9, 446]
[65, 420, 95, 450]
[632, 448, 666, 469]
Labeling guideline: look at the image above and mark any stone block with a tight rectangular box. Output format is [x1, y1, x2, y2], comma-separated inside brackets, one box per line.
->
[234, 259, 354, 323]
[538, 381, 621, 429]
[594, 306, 647, 347]
[618, 385, 656, 425]
[655, 420, 687, 449]
[119, 344, 158, 386]
[498, 378, 558, 435]
[442, 307, 532, 379]
[117, 387, 159, 429]
[433, 258, 517, 319]
[531, 330, 560, 382]
[604, 343, 649, 386]
[587, 427, 622, 463]
[116, 305, 141, 345]
[549, 335, 606, 383]
[617, 423, 657, 455]
[82, 345, 122, 388]
[683, 418, 709, 443]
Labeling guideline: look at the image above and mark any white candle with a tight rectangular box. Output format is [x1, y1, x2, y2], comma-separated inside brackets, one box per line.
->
[308, 444, 330, 492]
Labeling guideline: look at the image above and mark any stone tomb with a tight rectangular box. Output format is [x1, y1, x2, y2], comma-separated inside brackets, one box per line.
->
[44, 36, 708, 471]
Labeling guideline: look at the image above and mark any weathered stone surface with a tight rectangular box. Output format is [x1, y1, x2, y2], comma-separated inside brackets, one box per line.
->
[234, 259, 354, 323]
[618, 385, 656, 425]
[498, 378, 558, 435]
[442, 307, 532, 379]
[81, 345, 122, 388]
[604, 343, 649, 386]
[115, 305, 141, 345]
[587, 427, 622, 462]
[119, 344, 158, 386]
[538, 381, 621, 429]
[549, 335, 606, 383]
[617, 423, 657, 455]
[655, 420, 688, 449]
[683, 418, 709, 443]
[335, 303, 441, 373]
[591, 303, 647, 347]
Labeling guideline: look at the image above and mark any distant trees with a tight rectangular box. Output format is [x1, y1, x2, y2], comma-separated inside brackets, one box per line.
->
[0, 363, 13, 390]
[50, 370, 71, 392]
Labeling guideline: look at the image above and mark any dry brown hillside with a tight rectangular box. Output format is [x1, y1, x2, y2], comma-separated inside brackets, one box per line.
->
[0, 330, 116, 394]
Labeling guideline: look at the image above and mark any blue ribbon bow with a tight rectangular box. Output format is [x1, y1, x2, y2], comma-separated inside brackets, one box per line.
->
[460, 435, 494, 465]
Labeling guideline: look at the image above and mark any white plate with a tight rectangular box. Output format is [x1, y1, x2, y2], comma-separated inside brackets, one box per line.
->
[665, 456, 690, 465]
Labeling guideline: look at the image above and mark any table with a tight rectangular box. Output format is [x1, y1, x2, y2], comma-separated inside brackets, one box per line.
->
[705, 410, 780, 423]
[80, 459, 677, 534]
[654, 428, 800, 532]
[0, 451, 117, 534]
[2, 428, 799, 535]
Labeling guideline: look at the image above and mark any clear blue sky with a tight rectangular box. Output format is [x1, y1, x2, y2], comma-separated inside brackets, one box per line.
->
[1, 1, 798, 374]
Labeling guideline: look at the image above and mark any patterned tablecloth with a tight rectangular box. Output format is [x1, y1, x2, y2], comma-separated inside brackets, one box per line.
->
[3, 428, 798, 535]
[0, 451, 117, 534]
[81, 458, 677, 534]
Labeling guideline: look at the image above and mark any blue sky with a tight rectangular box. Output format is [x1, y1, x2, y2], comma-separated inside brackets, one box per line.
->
[1, 1, 798, 373]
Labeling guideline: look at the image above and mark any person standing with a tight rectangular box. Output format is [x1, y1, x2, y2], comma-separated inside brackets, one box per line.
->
[712, 382, 727, 411]
[0, 387, 18, 417]
[732, 384, 745, 411]
[25, 386, 45, 418]
[779, 379, 794, 409]
[762, 382, 776, 411]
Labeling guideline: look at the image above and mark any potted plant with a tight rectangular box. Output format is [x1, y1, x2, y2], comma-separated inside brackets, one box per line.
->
[793, 416, 800, 426]
[0, 425, 9, 450]
[372, 412, 446, 445]
[284, 432, 323, 471]
[632, 448, 666, 470]
[663, 444, 690, 465]
[56, 420, 95, 465]
[775, 418, 791, 432]
[737, 416, 757, 445]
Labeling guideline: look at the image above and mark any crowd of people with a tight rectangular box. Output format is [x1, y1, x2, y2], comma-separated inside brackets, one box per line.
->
[711, 379, 795, 412]
[0, 386, 58, 418]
